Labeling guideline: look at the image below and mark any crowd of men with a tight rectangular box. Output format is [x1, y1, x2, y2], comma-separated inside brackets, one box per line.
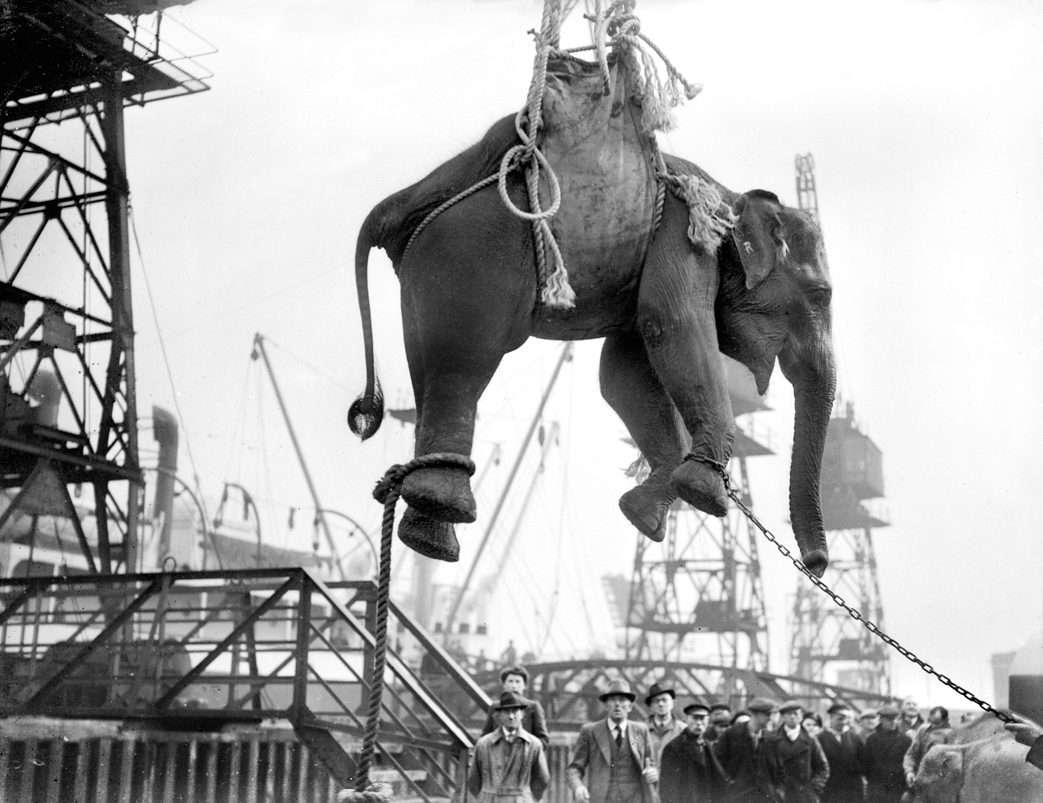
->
[467, 664, 983, 803]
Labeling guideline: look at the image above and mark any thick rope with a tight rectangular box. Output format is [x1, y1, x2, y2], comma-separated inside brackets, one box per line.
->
[341, 453, 476, 802]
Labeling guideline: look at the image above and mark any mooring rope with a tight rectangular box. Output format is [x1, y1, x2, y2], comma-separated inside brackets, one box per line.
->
[338, 453, 476, 803]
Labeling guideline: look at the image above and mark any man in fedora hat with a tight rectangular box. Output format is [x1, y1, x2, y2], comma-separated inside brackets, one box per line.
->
[645, 682, 686, 765]
[817, 702, 866, 803]
[469, 690, 550, 803]
[568, 679, 659, 803]
[660, 701, 730, 803]
[713, 697, 779, 802]
[482, 664, 550, 748]
[762, 701, 828, 803]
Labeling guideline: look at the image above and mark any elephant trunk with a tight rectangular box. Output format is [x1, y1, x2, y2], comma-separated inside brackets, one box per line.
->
[786, 345, 837, 578]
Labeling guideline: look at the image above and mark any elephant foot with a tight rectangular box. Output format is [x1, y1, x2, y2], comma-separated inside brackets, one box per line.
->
[401, 466, 477, 524]
[619, 468, 676, 542]
[670, 456, 729, 517]
[397, 506, 460, 562]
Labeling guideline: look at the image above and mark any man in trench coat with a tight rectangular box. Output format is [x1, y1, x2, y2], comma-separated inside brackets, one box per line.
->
[469, 690, 550, 803]
[659, 701, 730, 803]
[762, 701, 829, 803]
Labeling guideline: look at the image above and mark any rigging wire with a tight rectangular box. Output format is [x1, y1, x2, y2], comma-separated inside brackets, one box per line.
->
[128, 206, 211, 527]
[265, 336, 351, 392]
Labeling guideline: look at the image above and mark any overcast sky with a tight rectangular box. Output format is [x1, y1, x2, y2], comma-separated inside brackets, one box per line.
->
[123, 0, 1043, 710]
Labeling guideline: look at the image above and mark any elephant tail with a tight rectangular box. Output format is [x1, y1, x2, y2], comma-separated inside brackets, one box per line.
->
[348, 221, 384, 441]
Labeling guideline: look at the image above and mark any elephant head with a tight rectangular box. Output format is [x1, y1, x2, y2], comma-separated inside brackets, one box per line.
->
[716, 190, 837, 576]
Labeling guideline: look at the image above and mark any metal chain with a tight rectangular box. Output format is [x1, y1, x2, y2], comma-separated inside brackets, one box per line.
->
[714, 467, 1013, 723]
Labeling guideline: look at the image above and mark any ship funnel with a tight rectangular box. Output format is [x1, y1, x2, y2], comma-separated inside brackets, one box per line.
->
[152, 406, 179, 567]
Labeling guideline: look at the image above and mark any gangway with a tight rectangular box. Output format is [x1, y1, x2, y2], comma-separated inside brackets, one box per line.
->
[0, 566, 489, 800]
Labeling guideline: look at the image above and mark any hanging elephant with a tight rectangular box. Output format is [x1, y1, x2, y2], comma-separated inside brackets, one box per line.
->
[349, 53, 836, 576]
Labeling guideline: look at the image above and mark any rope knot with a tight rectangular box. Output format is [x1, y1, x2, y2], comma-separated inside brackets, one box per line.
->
[372, 453, 477, 505]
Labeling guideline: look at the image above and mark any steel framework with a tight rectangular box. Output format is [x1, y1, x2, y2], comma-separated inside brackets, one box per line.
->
[0, 1, 210, 572]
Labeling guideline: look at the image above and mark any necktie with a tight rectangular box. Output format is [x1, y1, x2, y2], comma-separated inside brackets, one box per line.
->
[615, 727, 623, 747]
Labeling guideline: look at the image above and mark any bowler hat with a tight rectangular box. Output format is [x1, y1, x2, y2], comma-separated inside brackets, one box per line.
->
[779, 701, 803, 714]
[683, 701, 710, 716]
[493, 690, 528, 711]
[599, 679, 636, 702]
[747, 697, 778, 714]
[878, 704, 900, 718]
[500, 664, 529, 685]
[644, 682, 677, 706]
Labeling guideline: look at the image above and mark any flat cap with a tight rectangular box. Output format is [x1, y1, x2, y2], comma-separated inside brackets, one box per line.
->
[683, 701, 711, 716]
[859, 708, 879, 718]
[778, 701, 804, 714]
[827, 702, 854, 715]
[747, 697, 778, 714]
[878, 704, 900, 718]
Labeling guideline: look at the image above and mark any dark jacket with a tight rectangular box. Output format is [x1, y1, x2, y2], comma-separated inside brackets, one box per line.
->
[862, 728, 911, 803]
[483, 697, 550, 748]
[817, 729, 865, 803]
[763, 728, 829, 803]
[713, 722, 778, 802]
[1029, 735, 1043, 771]
[660, 729, 730, 803]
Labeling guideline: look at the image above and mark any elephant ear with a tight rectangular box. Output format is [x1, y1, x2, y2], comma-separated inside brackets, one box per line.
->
[731, 190, 787, 290]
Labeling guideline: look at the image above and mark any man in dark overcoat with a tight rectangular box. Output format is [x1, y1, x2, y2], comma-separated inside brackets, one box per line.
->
[763, 701, 829, 803]
[862, 706, 911, 803]
[567, 679, 660, 803]
[481, 664, 550, 748]
[659, 701, 730, 803]
[817, 703, 865, 803]
[713, 697, 779, 802]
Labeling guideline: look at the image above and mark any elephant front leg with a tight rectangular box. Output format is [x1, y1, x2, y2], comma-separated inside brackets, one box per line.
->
[637, 198, 735, 517]
[600, 332, 687, 541]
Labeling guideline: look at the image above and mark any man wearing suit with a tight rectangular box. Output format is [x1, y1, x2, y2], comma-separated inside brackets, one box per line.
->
[482, 664, 550, 749]
[568, 679, 660, 803]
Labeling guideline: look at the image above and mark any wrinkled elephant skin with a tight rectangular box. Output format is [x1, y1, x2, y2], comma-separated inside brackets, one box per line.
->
[913, 718, 1043, 803]
[350, 110, 836, 571]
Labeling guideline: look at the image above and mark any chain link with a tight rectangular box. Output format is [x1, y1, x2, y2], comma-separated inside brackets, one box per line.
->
[716, 470, 1013, 723]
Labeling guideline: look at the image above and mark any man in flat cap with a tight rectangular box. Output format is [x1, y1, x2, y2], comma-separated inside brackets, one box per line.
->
[763, 701, 829, 803]
[708, 705, 734, 744]
[482, 664, 550, 749]
[660, 701, 730, 803]
[713, 697, 779, 801]
[817, 702, 866, 803]
[859, 709, 879, 737]
[469, 690, 550, 803]
[645, 682, 686, 765]
[862, 706, 911, 803]
[568, 679, 659, 803]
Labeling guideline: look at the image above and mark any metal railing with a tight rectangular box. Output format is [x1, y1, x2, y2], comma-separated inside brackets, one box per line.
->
[0, 567, 484, 801]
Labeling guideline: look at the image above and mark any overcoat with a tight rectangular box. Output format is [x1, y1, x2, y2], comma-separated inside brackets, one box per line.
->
[763, 729, 829, 803]
[468, 727, 549, 803]
[482, 697, 551, 748]
[713, 722, 778, 802]
[648, 716, 687, 766]
[862, 728, 911, 803]
[817, 729, 865, 803]
[659, 729, 730, 803]
[567, 719, 659, 803]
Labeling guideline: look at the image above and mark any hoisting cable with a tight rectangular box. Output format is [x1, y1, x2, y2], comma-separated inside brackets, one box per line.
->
[709, 462, 1015, 722]
[337, 453, 476, 803]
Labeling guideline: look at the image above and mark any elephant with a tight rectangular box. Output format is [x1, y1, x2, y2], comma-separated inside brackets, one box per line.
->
[348, 54, 836, 575]
[911, 714, 1043, 803]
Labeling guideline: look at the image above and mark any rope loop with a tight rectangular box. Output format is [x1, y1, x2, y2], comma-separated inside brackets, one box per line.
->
[372, 452, 476, 505]
[497, 143, 562, 223]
